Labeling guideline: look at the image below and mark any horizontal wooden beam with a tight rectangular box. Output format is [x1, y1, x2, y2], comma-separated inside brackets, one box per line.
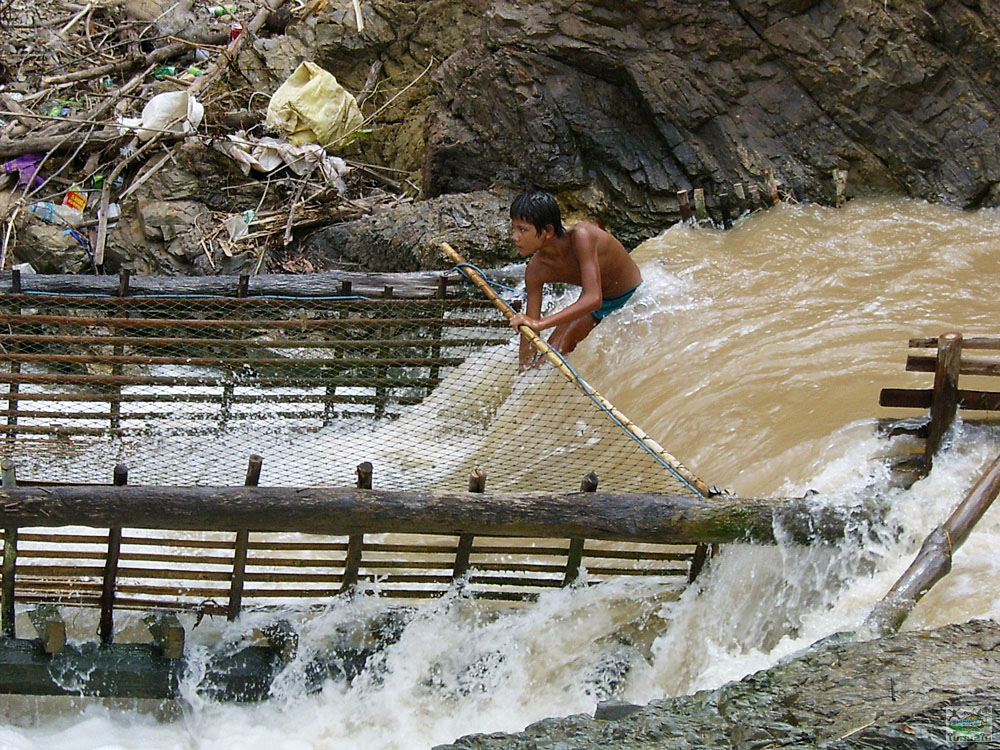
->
[908, 336, 1000, 350]
[906, 354, 1000, 377]
[880, 388, 1000, 411]
[0, 486, 884, 546]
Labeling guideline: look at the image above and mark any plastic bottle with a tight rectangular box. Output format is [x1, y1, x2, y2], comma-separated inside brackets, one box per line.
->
[208, 4, 237, 16]
[28, 202, 85, 227]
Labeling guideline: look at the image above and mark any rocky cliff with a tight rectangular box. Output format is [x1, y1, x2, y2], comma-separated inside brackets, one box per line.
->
[286, 0, 1000, 260]
[5, 0, 998, 273]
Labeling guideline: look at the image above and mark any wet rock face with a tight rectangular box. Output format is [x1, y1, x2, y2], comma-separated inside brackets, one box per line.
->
[433, 620, 1000, 750]
[419, 0, 1000, 241]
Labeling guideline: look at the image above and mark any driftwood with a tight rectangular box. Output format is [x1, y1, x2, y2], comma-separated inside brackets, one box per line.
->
[0, 485, 886, 546]
[864, 450, 1000, 635]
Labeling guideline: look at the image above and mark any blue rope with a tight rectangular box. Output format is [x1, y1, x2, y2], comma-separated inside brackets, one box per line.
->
[452, 263, 525, 298]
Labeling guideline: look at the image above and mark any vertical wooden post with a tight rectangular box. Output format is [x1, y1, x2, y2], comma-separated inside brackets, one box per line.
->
[339, 462, 370, 593]
[428, 275, 448, 395]
[748, 183, 762, 211]
[688, 543, 711, 584]
[1, 459, 17, 637]
[374, 286, 394, 418]
[693, 188, 708, 222]
[5, 269, 21, 451]
[109, 270, 130, 435]
[733, 182, 747, 215]
[677, 190, 692, 222]
[833, 169, 848, 208]
[453, 469, 485, 581]
[99, 463, 128, 644]
[563, 472, 597, 586]
[924, 332, 963, 471]
[227, 454, 263, 621]
[718, 192, 732, 230]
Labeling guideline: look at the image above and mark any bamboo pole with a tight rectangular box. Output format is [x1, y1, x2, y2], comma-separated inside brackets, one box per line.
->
[865, 450, 1000, 635]
[439, 242, 710, 497]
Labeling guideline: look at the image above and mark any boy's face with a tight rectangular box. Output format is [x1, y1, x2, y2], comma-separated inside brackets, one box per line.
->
[512, 217, 549, 257]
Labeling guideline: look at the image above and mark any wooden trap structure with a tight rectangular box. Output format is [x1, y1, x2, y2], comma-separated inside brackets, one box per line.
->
[0, 459, 714, 700]
[880, 332, 1000, 479]
[0, 266, 717, 699]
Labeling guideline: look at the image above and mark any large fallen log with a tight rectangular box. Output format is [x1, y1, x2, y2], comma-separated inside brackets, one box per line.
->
[0, 485, 888, 546]
[864, 450, 1000, 635]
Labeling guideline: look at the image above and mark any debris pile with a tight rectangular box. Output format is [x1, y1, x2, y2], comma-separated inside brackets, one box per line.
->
[0, 0, 410, 276]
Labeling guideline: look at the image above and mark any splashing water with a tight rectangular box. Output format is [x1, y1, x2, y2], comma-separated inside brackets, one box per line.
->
[2, 198, 1000, 749]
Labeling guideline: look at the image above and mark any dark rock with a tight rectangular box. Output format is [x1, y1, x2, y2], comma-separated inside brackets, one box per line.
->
[301, 190, 514, 272]
[594, 700, 642, 721]
[433, 620, 1000, 749]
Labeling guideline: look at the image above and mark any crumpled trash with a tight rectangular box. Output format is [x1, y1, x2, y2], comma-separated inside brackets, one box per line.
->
[224, 209, 256, 241]
[213, 133, 350, 192]
[3, 153, 45, 189]
[28, 201, 85, 227]
[265, 61, 363, 151]
[118, 91, 204, 141]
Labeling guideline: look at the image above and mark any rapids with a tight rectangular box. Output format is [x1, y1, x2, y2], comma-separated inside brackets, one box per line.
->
[1, 197, 999, 749]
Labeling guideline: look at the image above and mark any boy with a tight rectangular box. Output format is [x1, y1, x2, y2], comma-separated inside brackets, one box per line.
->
[508, 190, 642, 368]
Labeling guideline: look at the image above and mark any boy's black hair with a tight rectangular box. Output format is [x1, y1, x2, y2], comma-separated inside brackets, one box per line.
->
[510, 190, 566, 237]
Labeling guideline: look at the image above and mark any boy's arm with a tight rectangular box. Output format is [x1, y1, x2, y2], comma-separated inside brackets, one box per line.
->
[512, 265, 545, 368]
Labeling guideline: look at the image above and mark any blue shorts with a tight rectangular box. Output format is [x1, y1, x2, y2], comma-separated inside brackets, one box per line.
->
[592, 284, 640, 322]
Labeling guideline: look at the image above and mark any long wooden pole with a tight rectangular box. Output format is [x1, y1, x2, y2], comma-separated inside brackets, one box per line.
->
[440, 242, 710, 497]
[864, 450, 1000, 635]
[0, 485, 882, 546]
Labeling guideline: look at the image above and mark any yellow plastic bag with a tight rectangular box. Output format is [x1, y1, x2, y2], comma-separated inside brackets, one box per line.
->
[266, 61, 364, 151]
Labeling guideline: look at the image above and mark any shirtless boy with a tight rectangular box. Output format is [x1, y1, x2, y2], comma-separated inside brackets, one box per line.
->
[508, 190, 642, 368]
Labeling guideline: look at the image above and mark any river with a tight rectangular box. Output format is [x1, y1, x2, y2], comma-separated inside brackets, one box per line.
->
[1, 197, 998, 749]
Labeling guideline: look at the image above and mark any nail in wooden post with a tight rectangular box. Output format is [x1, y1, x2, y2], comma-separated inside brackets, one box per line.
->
[340, 463, 370, 593]
[99, 464, 128, 644]
[10, 269, 20, 295]
[693, 188, 708, 222]
[340, 279, 352, 296]
[833, 169, 848, 208]
[1, 459, 17, 638]
[563, 472, 597, 586]
[719, 192, 732, 229]
[677, 190, 692, 222]
[733, 182, 747, 214]
[237, 274, 250, 298]
[453, 469, 485, 580]
[924, 332, 963, 471]
[436, 274, 449, 299]
[227, 454, 263, 621]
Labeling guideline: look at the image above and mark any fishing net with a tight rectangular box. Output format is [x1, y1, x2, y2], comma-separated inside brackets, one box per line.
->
[0, 263, 706, 496]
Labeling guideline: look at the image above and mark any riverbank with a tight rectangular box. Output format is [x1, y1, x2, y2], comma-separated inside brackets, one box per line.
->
[436, 619, 1000, 749]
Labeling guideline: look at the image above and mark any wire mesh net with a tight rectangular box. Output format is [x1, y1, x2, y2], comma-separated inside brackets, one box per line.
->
[0, 271, 706, 496]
